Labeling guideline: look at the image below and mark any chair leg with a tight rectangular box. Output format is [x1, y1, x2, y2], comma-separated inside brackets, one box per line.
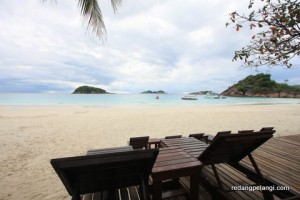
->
[139, 177, 150, 200]
[211, 164, 223, 190]
[71, 196, 81, 200]
[248, 154, 274, 200]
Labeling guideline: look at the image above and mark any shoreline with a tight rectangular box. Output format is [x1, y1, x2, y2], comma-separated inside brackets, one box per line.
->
[1, 93, 299, 108]
[3, 104, 299, 135]
[0, 100, 299, 108]
[1, 104, 300, 200]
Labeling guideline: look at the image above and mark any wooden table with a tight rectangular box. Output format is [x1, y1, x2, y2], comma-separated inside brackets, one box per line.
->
[160, 137, 208, 158]
[151, 147, 202, 200]
[148, 138, 161, 149]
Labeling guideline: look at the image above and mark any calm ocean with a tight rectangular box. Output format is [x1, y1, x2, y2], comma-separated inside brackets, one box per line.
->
[0, 93, 299, 106]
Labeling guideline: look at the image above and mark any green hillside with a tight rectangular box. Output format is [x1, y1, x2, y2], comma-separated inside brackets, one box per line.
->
[141, 90, 167, 94]
[72, 86, 109, 94]
[222, 74, 300, 98]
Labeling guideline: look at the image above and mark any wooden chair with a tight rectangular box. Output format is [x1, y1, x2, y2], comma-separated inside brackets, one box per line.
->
[260, 127, 274, 132]
[188, 133, 204, 140]
[206, 131, 231, 144]
[218, 130, 231, 134]
[198, 129, 276, 200]
[129, 136, 149, 149]
[87, 146, 133, 155]
[50, 149, 159, 200]
[238, 129, 254, 134]
[165, 135, 182, 139]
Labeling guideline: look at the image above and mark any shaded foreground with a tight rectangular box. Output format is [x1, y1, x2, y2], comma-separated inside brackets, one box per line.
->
[51, 131, 299, 200]
[0, 104, 300, 199]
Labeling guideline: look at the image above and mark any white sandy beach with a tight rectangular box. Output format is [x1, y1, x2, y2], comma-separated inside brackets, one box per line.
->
[0, 104, 300, 200]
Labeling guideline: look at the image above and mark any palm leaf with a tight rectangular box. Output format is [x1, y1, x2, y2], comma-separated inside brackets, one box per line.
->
[78, 0, 105, 39]
[111, 0, 122, 13]
[43, 0, 122, 40]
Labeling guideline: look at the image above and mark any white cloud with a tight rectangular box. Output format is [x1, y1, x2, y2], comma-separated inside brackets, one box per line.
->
[188, 27, 214, 44]
[0, 0, 299, 93]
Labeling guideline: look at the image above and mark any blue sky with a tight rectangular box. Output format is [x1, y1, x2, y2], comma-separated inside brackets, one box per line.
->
[0, 0, 299, 94]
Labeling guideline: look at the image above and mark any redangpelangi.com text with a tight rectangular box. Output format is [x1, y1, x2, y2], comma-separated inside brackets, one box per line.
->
[231, 185, 290, 192]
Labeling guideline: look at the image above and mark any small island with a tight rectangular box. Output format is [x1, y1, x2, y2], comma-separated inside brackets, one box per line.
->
[141, 90, 167, 94]
[221, 73, 300, 98]
[72, 86, 110, 94]
[189, 91, 212, 95]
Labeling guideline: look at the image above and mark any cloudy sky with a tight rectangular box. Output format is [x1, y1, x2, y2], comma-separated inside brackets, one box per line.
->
[1, 0, 299, 94]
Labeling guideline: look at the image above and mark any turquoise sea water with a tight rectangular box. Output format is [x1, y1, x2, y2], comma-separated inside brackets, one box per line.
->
[0, 93, 299, 106]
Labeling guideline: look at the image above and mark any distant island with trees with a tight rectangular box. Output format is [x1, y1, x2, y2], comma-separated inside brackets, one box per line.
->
[221, 73, 300, 98]
[72, 75, 300, 98]
[72, 86, 110, 94]
[141, 90, 167, 94]
[189, 91, 214, 95]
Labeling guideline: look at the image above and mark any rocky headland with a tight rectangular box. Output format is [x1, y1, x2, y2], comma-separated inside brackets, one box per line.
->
[221, 73, 300, 98]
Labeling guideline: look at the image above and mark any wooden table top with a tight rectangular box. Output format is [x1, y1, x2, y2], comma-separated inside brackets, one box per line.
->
[148, 138, 161, 143]
[160, 137, 208, 157]
[152, 146, 202, 180]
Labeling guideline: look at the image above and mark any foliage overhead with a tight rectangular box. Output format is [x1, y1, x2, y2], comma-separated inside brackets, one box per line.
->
[227, 0, 300, 68]
[43, 0, 122, 41]
[72, 85, 108, 94]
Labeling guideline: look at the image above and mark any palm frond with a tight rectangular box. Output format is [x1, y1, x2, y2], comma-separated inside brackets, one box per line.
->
[78, 0, 106, 40]
[43, 0, 122, 40]
[111, 0, 122, 13]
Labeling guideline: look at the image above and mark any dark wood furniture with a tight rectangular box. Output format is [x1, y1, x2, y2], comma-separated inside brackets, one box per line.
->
[87, 146, 133, 155]
[198, 130, 274, 165]
[151, 147, 202, 200]
[238, 129, 254, 134]
[148, 138, 161, 149]
[240, 134, 300, 199]
[260, 127, 275, 132]
[161, 129, 276, 200]
[206, 131, 231, 144]
[188, 133, 204, 140]
[129, 136, 149, 149]
[164, 135, 182, 139]
[51, 148, 159, 200]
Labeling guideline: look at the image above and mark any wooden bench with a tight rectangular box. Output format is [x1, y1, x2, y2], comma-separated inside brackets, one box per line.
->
[87, 146, 133, 155]
[165, 135, 182, 139]
[51, 149, 159, 200]
[129, 136, 149, 149]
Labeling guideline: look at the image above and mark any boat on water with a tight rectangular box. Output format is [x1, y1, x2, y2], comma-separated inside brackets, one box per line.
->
[181, 95, 198, 100]
[204, 92, 226, 99]
[206, 95, 226, 99]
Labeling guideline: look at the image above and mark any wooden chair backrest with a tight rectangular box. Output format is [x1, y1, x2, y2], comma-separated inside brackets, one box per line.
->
[129, 136, 149, 149]
[198, 130, 275, 165]
[188, 133, 204, 140]
[51, 149, 159, 198]
[217, 131, 232, 135]
[260, 127, 274, 132]
[238, 130, 254, 134]
[165, 135, 182, 139]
